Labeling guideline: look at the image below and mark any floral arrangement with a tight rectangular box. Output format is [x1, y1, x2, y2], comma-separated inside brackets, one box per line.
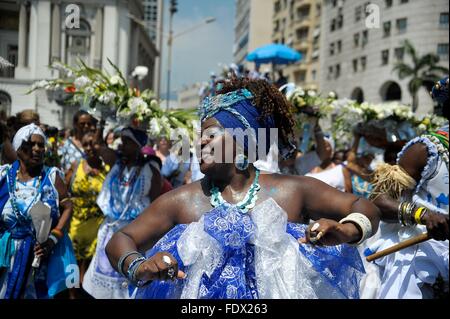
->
[281, 84, 447, 151]
[28, 59, 197, 140]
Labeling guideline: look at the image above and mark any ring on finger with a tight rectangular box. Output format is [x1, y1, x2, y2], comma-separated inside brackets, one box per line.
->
[162, 255, 172, 267]
[310, 231, 324, 243]
[167, 267, 175, 279]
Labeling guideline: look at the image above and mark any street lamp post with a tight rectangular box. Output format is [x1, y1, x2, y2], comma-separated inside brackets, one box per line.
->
[165, 9, 215, 110]
[166, 0, 177, 110]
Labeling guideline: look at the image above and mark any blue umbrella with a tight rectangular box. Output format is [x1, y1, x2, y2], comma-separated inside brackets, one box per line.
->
[246, 44, 302, 65]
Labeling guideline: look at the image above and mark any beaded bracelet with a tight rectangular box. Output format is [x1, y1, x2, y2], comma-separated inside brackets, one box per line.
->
[48, 233, 59, 245]
[117, 251, 143, 277]
[127, 256, 147, 283]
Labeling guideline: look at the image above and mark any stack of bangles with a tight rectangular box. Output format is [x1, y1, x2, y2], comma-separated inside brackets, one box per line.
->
[117, 251, 148, 287]
[398, 201, 428, 226]
[48, 228, 64, 245]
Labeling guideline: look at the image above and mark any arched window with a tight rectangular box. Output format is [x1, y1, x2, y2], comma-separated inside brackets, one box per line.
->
[65, 18, 91, 66]
[380, 81, 402, 101]
[0, 90, 12, 117]
[350, 87, 364, 104]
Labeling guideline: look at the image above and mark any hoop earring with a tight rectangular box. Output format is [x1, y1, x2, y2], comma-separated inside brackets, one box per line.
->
[235, 153, 249, 171]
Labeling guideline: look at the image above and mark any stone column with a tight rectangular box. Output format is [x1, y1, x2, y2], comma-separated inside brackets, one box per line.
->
[18, 3, 28, 67]
[51, 1, 61, 62]
[94, 6, 103, 69]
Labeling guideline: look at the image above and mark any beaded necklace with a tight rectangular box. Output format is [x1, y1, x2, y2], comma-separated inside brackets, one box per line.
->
[210, 169, 261, 213]
[8, 168, 47, 225]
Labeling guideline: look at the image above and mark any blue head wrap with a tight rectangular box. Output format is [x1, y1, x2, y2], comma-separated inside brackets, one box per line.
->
[199, 89, 276, 157]
[431, 76, 449, 105]
[122, 127, 148, 148]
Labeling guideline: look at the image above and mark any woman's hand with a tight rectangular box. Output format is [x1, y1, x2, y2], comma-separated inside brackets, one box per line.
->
[34, 239, 56, 259]
[134, 252, 186, 282]
[299, 218, 362, 246]
[422, 211, 449, 241]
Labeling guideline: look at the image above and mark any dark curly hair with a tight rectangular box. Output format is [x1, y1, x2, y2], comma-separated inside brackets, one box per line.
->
[215, 77, 296, 146]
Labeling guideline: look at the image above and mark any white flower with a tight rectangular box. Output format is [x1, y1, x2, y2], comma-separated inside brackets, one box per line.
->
[307, 90, 316, 97]
[418, 123, 427, 131]
[128, 97, 147, 114]
[149, 118, 161, 136]
[150, 99, 158, 108]
[131, 66, 149, 80]
[74, 76, 91, 89]
[98, 91, 116, 104]
[328, 91, 336, 99]
[110, 75, 123, 85]
[84, 87, 95, 97]
[32, 80, 50, 90]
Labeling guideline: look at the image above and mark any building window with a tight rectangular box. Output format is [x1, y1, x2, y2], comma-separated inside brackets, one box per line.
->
[364, 2, 371, 17]
[383, 21, 391, 37]
[331, 19, 336, 32]
[329, 43, 335, 56]
[362, 30, 368, 47]
[352, 59, 358, 72]
[437, 43, 449, 58]
[400, 0, 408, 4]
[295, 70, 307, 83]
[65, 19, 92, 67]
[327, 66, 333, 80]
[0, 91, 12, 116]
[337, 40, 342, 53]
[440, 13, 449, 27]
[385, 0, 393, 8]
[316, 3, 321, 17]
[394, 47, 405, 61]
[335, 64, 341, 79]
[381, 49, 389, 65]
[312, 69, 317, 80]
[355, 6, 362, 22]
[337, 14, 344, 29]
[297, 5, 311, 22]
[361, 56, 367, 70]
[354, 33, 360, 47]
[396, 18, 407, 33]
[274, 1, 281, 13]
[296, 27, 309, 42]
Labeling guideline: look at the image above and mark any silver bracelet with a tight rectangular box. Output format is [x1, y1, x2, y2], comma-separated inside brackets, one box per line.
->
[48, 234, 59, 245]
[339, 213, 373, 245]
[117, 251, 143, 277]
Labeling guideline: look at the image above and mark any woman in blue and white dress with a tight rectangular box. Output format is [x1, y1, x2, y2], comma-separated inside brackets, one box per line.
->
[106, 78, 382, 299]
[82, 127, 162, 299]
[368, 77, 449, 299]
[0, 124, 75, 299]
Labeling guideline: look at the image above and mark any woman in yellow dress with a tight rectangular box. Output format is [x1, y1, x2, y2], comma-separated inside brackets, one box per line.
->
[66, 132, 109, 298]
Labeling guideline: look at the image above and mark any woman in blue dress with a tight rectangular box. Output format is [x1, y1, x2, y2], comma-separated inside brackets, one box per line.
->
[106, 78, 382, 299]
[0, 124, 75, 299]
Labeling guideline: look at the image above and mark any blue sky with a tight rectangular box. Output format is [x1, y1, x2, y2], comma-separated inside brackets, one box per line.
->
[159, 0, 235, 97]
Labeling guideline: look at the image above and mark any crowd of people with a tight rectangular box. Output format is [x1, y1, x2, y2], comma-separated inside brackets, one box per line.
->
[0, 74, 448, 299]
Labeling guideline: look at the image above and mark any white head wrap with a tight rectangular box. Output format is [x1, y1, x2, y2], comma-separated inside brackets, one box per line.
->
[12, 123, 46, 151]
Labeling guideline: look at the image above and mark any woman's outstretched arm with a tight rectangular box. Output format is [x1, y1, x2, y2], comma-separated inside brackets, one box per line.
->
[296, 176, 381, 246]
[105, 188, 184, 281]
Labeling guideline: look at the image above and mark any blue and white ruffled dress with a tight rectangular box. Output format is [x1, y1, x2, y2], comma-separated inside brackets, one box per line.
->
[134, 198, 365, 299]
